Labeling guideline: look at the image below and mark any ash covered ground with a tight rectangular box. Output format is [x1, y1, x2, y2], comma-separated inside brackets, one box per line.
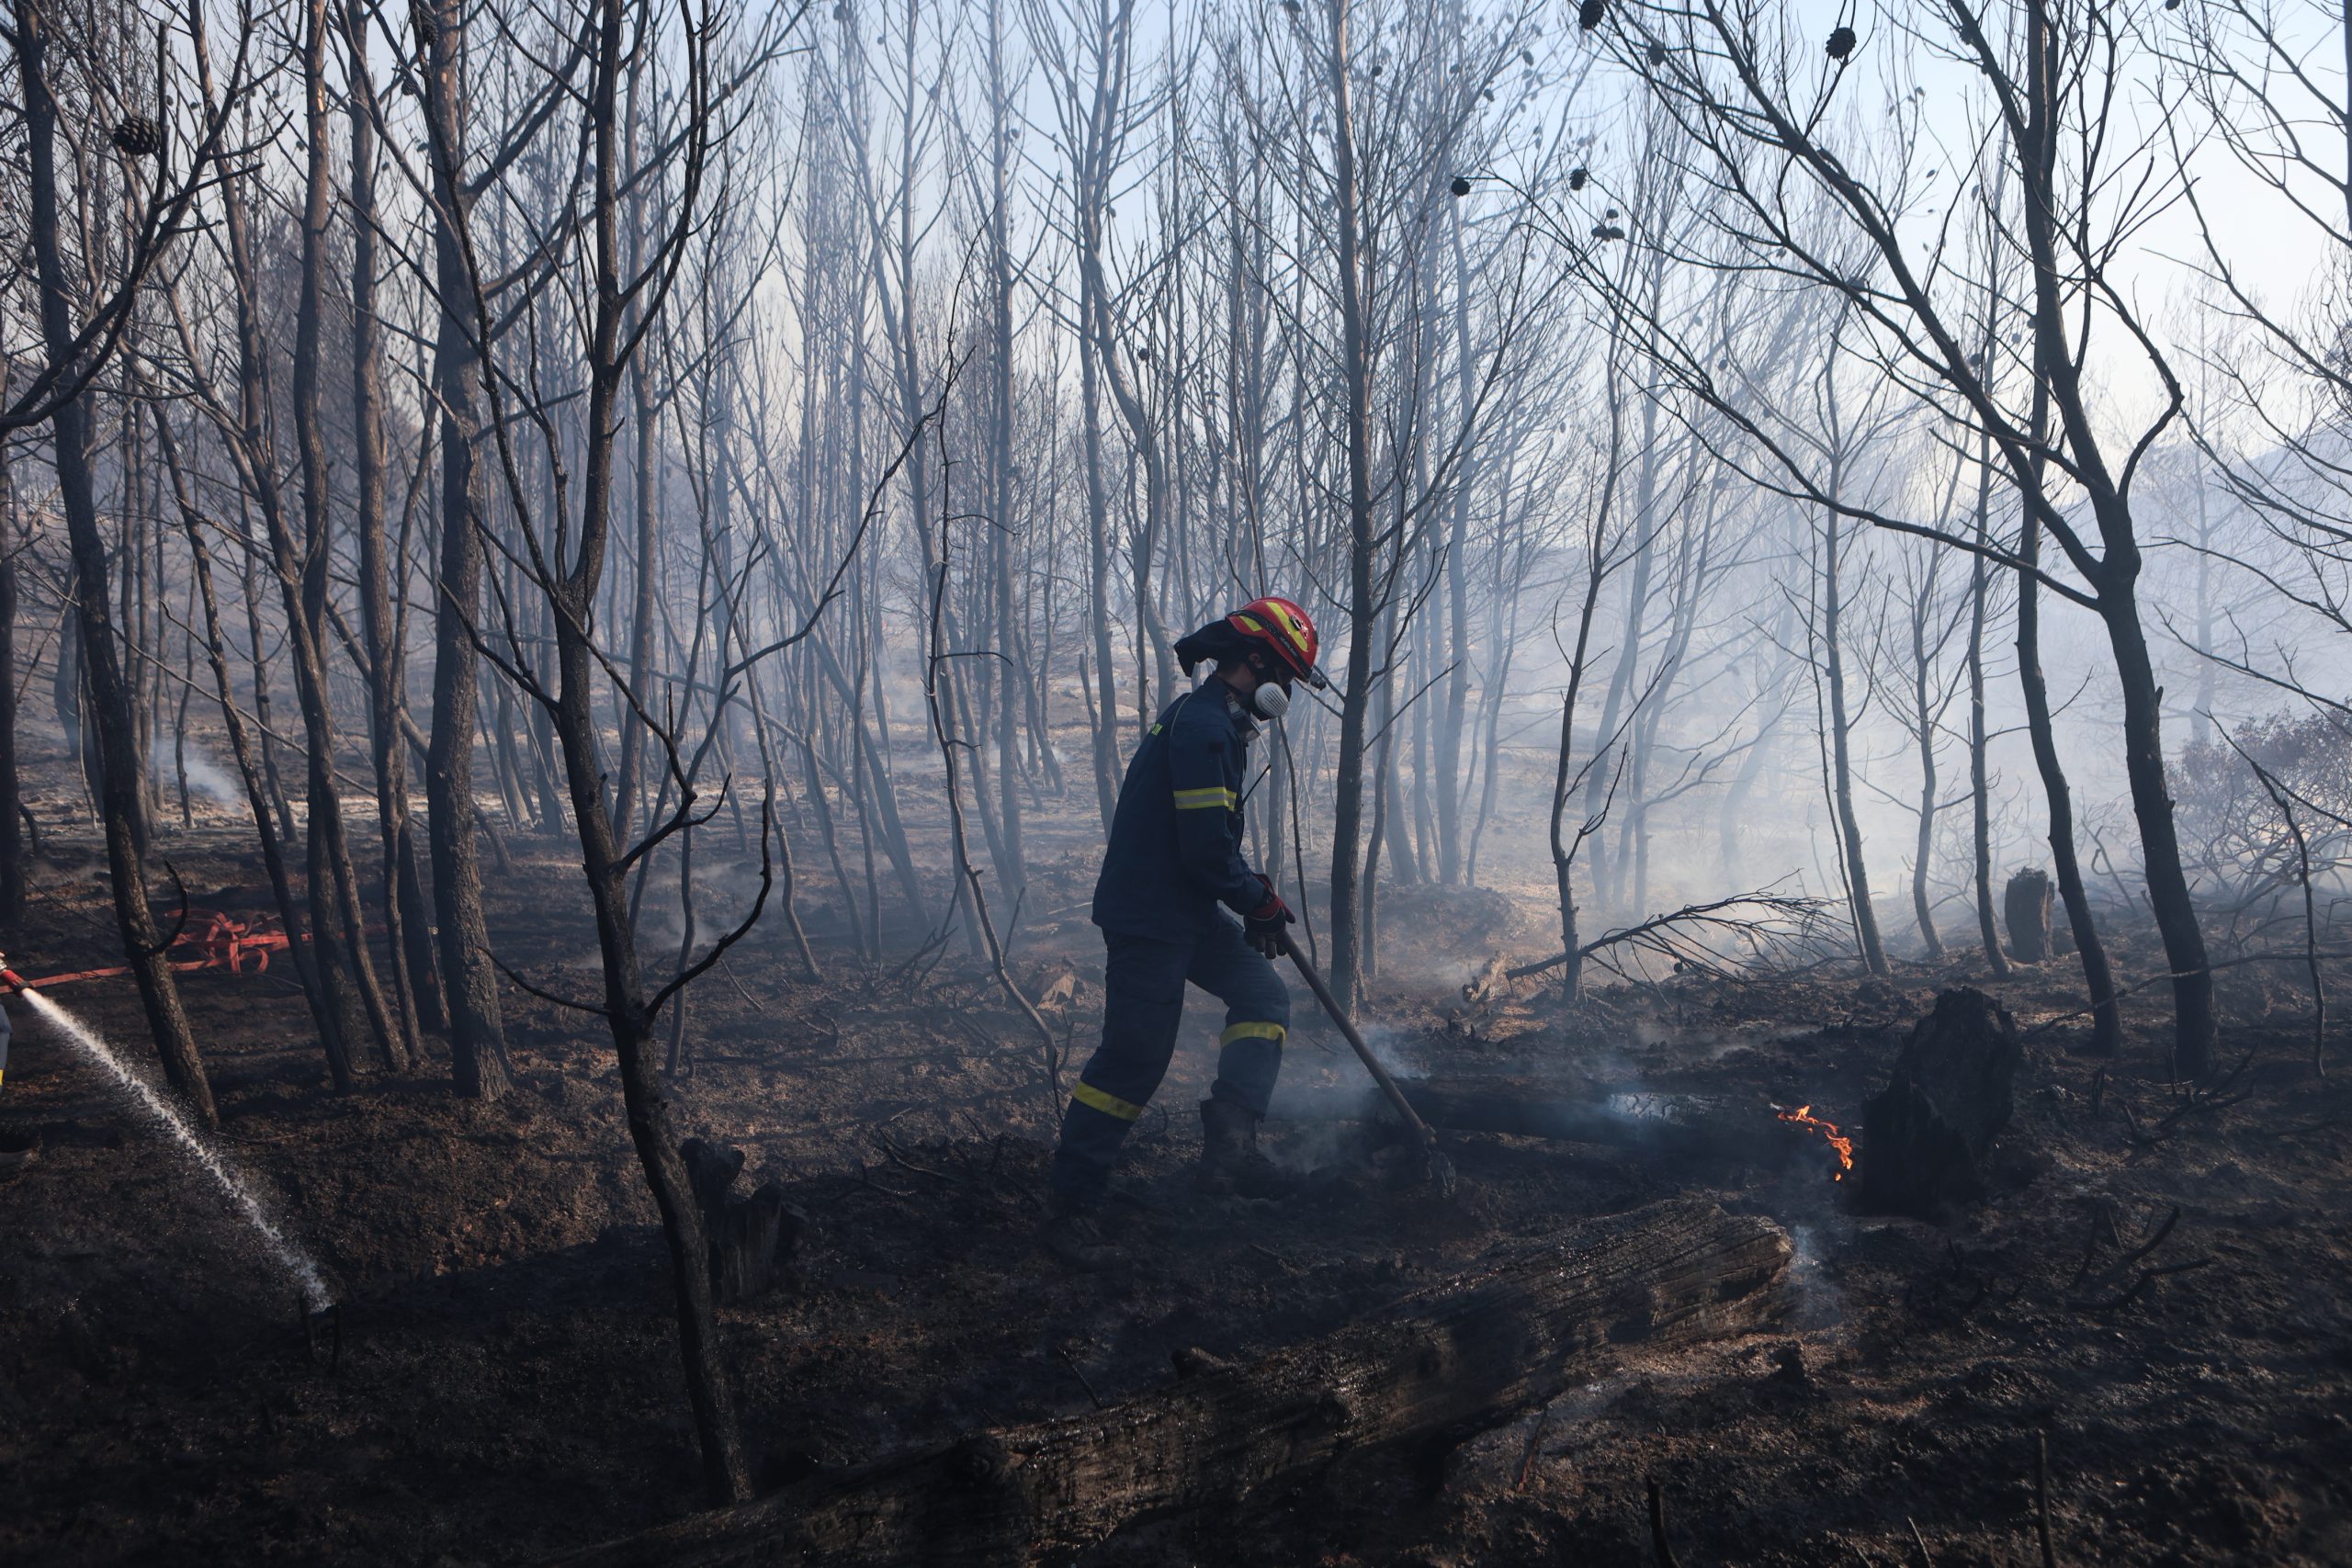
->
[1, 811, 2347, 1567]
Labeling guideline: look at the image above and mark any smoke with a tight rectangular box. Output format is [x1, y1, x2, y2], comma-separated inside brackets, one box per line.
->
[1265, 1114, 1360, 1176]
[1371, 953, 1488, 992]
[1625, 1017, 1765, 1063]
[1347, 1022, 1430, 1080]
[179, 754, 244, 807]
[630, 855, 776, 970]
[1781, 1222, 1845, 1330]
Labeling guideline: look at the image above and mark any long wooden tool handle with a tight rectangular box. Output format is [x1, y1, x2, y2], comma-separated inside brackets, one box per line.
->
[1279, 931, 1440, 1148]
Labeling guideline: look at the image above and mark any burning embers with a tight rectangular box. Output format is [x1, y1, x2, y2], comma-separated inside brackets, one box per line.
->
[1773, 1103, 1854, 1182]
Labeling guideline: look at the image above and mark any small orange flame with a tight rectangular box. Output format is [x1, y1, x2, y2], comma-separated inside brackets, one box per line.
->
[1775, 1103, 1853, 1181]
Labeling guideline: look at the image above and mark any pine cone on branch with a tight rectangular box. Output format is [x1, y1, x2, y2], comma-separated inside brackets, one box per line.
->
[111, 117, 162, 158]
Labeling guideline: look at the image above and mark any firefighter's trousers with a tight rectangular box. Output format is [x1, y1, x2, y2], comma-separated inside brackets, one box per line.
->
[1049, 921, 1291, 1200]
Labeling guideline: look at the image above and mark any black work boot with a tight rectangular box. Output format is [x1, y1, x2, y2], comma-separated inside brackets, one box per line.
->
[1040, 1187, 1118, 1270]
[1195, 1098, 1298, 1198]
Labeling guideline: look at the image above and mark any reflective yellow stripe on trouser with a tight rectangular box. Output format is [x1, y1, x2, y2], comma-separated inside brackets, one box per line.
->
[1071, 1078, 1145, 1122]
[1218, 1021, 1285, 1047]
[1173, 786, 1236, 810]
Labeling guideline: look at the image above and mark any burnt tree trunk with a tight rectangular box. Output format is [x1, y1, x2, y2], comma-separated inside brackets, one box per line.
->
[479, 0, 751, 1499]
[345, 4, 446, 1042]
[556, 1201, 1788, 1568]
[1855, 987, 2021, 1220]
[203, 21, 365, 1089]
[51, 611, 92, 822]
[293, 0, 403, 1074]
[423, 0, 510, 1099]
[176, 516, 337, 1044]
[0, 372, 22, 928]
[2013, 0, 2205, 1071]
[681, 1139, 802, 1306]
[1324, 0, 1375, 1017]
[15, 0, 216, 1125]
[2004, 869, 2052, 964]
[1909, 590, 1944, 962]
[2011, 371, 2118, 1053]
[142, 355, 346, 1050]
[1965, 474, 2008, 979]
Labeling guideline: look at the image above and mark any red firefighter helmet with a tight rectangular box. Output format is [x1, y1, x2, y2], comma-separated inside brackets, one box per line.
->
[1227, 595, 1327, 688]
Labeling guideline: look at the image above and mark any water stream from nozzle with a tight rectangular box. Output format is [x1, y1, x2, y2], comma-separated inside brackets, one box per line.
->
[12, 986, 333, 1311]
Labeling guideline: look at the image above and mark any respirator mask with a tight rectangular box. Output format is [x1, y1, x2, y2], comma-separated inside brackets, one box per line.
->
[1241, 650, 1294, 721]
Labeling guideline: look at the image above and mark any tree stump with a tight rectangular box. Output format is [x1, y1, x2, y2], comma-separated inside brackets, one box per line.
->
[553, 1201, 1789, 1568]
[2004, 868, 2053, 963]
[1854, 988, 2021, 1219]
[681, 1138, 801, 1305]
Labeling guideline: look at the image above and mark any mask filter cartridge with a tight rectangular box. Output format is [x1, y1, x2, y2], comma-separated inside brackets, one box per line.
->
[1253, 682, 1291, 721]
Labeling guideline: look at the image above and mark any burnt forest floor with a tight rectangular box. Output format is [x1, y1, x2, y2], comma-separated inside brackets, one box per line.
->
[1, 748, 2348, 1566]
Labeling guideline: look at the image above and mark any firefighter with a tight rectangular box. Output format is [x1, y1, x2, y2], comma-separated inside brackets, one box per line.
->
[1046, 596, 1327, 1265]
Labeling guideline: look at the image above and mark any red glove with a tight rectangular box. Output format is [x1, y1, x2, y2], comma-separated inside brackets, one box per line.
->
[1243, 874, 1294, 958]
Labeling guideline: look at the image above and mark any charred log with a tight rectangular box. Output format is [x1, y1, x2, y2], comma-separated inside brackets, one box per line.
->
[1854, 987, 2021, 1220]
[555, 1200, 1788, 1568]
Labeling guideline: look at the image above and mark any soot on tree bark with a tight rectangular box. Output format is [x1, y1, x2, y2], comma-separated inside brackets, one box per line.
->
[1855, 988, 2022, 1220]
[2005, 868, 2053, 964]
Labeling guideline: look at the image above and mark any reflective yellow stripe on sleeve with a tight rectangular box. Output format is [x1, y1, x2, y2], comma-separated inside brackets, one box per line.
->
[1071, 1079, 1145, 1122]
[1219, 1021, 1286, 1047]
[1173, 786, 1238, 810]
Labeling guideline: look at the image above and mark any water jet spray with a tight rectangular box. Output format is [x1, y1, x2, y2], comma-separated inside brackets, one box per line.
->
[0, 948, 334, 1313]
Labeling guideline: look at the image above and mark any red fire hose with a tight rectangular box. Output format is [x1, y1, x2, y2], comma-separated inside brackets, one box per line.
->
[0, 909, 294, 995]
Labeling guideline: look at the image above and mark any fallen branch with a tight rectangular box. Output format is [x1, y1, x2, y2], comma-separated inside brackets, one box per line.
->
[2068, 1203, 2208, 1312]
[2035, 1430, 2057, 1568]
[2121, 1054, 2260, 1148]
[1514, 1407, 1551, 1492]
[1505, 892, 1834, 982]
[1647, 1475, 1682, 1567]
[2070, 1258, 2211, 1314]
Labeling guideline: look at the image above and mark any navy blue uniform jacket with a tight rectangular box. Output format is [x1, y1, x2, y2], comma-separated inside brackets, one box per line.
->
[1091, 686, 1265, 939]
